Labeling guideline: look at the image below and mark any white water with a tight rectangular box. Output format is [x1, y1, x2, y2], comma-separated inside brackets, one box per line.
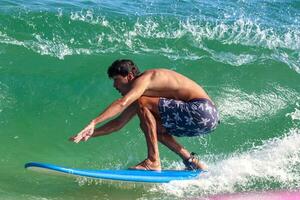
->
[154, 128, 300, 198]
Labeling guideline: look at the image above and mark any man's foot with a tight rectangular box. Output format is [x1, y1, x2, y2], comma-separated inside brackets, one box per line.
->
[183, 152, 207, 170]
[129, 159, 161, 171]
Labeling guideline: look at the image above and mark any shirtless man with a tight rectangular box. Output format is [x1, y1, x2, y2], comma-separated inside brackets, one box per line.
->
[69, 59, 219, 170]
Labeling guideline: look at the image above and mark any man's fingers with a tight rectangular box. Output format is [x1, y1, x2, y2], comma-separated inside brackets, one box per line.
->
[83, 130, 93, 141]
[73, 132, 85, 143]
[74, 136, 83, 143]
[76, 124, 91, 136]
[83, 135, 89, 141]
[70, 124, 94, 143]
[72, 130, 91, 143]
[69, 134, 80, 142]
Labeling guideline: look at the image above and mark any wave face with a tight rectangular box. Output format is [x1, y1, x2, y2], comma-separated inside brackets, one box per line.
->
[0, 0, 299, 199]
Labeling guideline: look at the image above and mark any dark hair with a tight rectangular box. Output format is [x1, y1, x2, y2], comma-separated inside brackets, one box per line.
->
[107, 59, 140, 78]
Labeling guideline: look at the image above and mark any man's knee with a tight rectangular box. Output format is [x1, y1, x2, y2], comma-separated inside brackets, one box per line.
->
[137, 97, 148, 118]
[137, 96, 159, 114]
[137, 96, 149, 109]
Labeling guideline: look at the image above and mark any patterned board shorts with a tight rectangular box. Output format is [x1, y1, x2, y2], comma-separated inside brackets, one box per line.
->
[158, 98, 220, 137]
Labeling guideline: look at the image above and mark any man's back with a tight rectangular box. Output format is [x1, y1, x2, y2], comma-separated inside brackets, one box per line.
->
[137, 69, 210, 102]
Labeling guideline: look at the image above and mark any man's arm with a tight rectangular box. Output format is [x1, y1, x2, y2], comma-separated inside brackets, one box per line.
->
[70, 72, 152, 143]
[93, 72, 152, 125]
[92, 102, 138, 137]
[69, 102, 138, 143]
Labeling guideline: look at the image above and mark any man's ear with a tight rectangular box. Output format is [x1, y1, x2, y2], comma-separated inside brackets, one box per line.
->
[127, 72, 135, 81]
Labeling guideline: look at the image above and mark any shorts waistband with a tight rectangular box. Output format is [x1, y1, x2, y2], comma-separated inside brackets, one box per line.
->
[189, 98, 216, 107]
[188, 98, 211, 102]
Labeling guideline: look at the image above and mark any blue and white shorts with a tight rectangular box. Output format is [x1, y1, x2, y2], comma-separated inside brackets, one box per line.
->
[158, 98, 220, 137]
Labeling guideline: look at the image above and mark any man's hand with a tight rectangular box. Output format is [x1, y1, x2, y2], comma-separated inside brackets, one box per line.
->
[69, 120, 95, 143]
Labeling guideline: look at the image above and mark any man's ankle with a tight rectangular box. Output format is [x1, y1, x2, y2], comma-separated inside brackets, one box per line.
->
[148, 157, 160, 163]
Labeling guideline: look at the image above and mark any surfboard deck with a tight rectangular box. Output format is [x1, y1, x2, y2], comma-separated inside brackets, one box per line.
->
[25, 162, 203, 183]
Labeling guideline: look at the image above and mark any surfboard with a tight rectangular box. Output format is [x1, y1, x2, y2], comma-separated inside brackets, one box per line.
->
[25, 162, 203, 183]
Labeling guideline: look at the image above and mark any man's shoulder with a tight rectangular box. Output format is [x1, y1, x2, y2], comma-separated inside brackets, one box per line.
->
[133, 69, 168, 85]
[143, 68, 175, 76]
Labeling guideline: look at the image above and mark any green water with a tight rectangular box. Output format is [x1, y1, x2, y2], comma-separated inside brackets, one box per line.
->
[0, 0, 300, 199]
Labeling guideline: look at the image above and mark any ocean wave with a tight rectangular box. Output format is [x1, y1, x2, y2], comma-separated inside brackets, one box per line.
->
[156, 128, 300, 197]
[1, 8, 299, 69]
[215, 85, 300, 123]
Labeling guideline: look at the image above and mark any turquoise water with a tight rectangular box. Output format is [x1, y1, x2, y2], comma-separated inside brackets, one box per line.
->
[0, 0, 300, 199]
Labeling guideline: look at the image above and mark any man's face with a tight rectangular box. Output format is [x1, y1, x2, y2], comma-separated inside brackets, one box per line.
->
[112, 75, 131, 96]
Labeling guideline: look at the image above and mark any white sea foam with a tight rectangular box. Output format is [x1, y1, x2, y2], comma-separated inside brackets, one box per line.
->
[210, 51, 257, 66]
[0, 32, 72, 59]
[215, 86, 300, 123]
[286, 103, 300, 121]
[0, 31, 24, 46]
[30, 34, 73, 60]
[290, 109, 300, 121]
[70, 9, 109, 27]
[154, 128, 300, 198]
[182, 18, 300, 51]
[71, 128, 300, 198]
[272, 51, 300, 74]
[133, 18, 185, 39]
[0, 31, 118, 59]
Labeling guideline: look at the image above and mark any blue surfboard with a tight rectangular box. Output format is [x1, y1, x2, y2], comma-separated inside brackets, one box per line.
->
[25, 162, 203, 183]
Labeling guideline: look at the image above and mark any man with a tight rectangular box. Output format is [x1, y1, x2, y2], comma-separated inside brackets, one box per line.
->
[69, 59, 219, 171]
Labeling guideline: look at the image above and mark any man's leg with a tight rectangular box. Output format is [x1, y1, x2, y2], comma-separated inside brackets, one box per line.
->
[132, 96, 206, 170]
[130, 96, 161, 170]
[156, 126, 207, 170]
[156, 127, 191, 160]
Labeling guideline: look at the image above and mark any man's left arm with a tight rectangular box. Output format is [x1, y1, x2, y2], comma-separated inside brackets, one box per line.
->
[93, 73, 151, 125]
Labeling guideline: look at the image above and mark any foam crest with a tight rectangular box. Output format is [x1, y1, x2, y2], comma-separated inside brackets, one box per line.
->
[70, 9, 109, 27]
[30, 34, 72, 60]
[1, 8, 299, 65]
[62, 8, 300, 54]
[0, 30, 117, 59]
[156, 128, 300, 197]
[210, 51, 257, 66]
[216, 86, 299, 123]
[0, 32, 72, 59]
[133, 18, 185, 39]
[182, 18, 300, 51]
[0, 31, 24, 46]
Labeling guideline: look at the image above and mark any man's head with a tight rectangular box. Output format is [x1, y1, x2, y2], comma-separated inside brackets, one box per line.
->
[107, 59, 140, 95]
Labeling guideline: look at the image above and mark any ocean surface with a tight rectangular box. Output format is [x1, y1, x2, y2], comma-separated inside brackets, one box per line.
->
[0, 0, 300, 199]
